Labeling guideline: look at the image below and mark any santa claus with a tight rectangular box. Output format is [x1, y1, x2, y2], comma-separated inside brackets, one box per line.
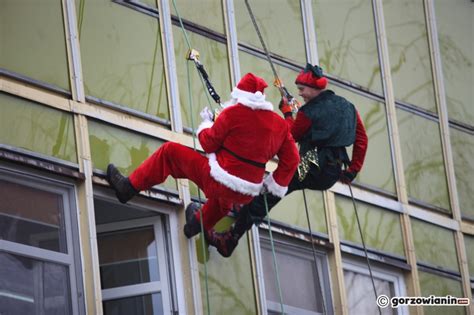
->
[106, 72, 299, 238]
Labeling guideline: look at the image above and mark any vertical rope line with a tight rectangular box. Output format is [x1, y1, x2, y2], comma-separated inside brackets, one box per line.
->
[263, 194, 285, 314]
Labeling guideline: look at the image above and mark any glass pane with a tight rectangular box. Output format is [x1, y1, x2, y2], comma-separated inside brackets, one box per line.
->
[434, 0, 474, 125]
[450, 128, 474, 219]
[261, 243, 324, 313]
[234, 0, 306, 62]
[0, 252, 72, 315]
[0, 179, 67, 253]
[239, 51, 300, 115]
[0, 0, 70, 90]
[88, 120, 177, 192]
[344, 269, 395, 315]
[94, 199, 157, 225]
[313, 0, 382, 93]
[98, 227, 159, 289]
[103, 293, 163, 315]
[173, 26, 231, 130]
[270, 190, 327, 235]
[199, 233, 257, 315]
[397, 109, 450, 210]
[172, 0, 224, 33]
[412, 219, 459, 272]
[464, 234, 474, 279]
[383, 0, 436, 113]
[0, 93, 77, 163]
[336, 196, 405, 257]
[331, 86, 396, 193]
[418, 271, 464, 315]
[79, 0, 169, 120]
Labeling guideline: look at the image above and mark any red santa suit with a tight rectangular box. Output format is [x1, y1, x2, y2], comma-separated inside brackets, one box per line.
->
[128, 73, 299, 231]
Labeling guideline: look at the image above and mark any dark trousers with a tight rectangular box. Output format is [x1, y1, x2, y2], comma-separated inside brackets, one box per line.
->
[232, 163, 341, 237]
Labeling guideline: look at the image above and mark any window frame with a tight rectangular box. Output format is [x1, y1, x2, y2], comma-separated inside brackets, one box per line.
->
[258, 230, 333, 315]
[0, 166, 85, 315]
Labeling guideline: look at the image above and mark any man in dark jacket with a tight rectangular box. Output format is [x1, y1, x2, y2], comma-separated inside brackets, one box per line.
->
[206, 64, 368, 257]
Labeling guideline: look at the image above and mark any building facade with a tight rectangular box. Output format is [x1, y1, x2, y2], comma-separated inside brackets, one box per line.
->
[0, 0, 473, 314]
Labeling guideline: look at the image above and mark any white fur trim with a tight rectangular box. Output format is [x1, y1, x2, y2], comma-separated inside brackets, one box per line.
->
[263, 173, 288, 198]
[230, 88, 274, 111]
[208, 153, 263, 196]
[196, 120, 214, 137]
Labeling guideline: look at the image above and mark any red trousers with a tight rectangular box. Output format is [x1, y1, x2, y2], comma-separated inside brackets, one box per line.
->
[129, 142, 254, 230]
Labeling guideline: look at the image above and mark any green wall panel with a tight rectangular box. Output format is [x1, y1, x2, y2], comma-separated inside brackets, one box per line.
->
[336, 196, 404, 256]
[173, 26, 231, 130]
[0, 0, 70, 90]
[234, 0, 306, 63]
[451, 127, 474, 219]
[312, 0, 382, 93]
[434, 0, 474, 126]
[172, 0, 225, 34]
[0, 93, 77, 163]
[197, 234, 257, 315]
[383, 0, 436, 113]
[397, 109, 450, 211]
[332, 86, 395, 193]
[270, 190, 327, 235]
[419, 271, 465, 315]
[79, 0, 169, 120]
[412, 219, 459, 272]
[463, 234, 474, 279]
[88, 120, 176, 191]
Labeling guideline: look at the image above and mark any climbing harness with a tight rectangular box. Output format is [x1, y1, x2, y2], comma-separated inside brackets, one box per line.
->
[244, 0, 300, 113]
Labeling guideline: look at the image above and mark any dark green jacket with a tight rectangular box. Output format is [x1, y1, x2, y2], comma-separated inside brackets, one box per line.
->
[299, 90, 357, 169]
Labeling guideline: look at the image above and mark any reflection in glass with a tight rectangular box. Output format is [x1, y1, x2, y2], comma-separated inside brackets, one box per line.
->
[344, 270, 395, 315]
[0, 93, 77, 163]
[0, 0, 70, 90]
[88, 120, 177, 192]
[331, 86, 395, 193]
[412, 219, 459, 272]
[0, 180, 67, 253]
[234, 0, 305, 62]
[434, 0, 474, 125]
[0, 252, 72, 315]
[103, 293, 163, 315]
[79, 0, 169, 119]
[383, 0, 436, 113]
[397, 109, 449, 210]
[172, 0, 225, 33]
[98, 227, 159, 289]
[313, 0, 382, 92]
[450, 124, 474, 219]
[336, 196, 404, 256]
[173, 26, 231, 130]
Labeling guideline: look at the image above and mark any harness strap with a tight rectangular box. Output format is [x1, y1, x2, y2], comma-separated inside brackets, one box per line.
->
[220, 146, 266, 169]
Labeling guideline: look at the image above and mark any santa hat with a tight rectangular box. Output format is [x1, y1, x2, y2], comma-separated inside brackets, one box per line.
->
[295, 63, 328, 90]
[230, 73, 273, 111]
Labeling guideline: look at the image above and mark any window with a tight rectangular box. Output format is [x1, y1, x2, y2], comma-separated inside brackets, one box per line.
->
[0, 168, 84, 314]
[343, 259, 407, 315]
[95, 198, 176, 315]
[260, 231, 332, 315]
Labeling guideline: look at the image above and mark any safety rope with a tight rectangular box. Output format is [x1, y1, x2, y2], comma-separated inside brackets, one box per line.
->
[263, 193, 285, 314]
[171, 0, 212, 313]
[302, 189, 327, 313]
[347, 183, 382, 315]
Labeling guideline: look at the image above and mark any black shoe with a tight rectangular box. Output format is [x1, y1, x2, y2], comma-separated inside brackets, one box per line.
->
[183, 203, 202, 238]
[205, 229, 238, 258]
[106, 164, 138, 204]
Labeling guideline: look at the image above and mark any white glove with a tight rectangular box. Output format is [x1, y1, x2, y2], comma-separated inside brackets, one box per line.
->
[200, 107, 214, 122]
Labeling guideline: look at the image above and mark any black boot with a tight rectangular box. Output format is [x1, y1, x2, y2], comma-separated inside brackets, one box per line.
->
[183, 203, 202, 238]
[106, 164, 138, 204]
